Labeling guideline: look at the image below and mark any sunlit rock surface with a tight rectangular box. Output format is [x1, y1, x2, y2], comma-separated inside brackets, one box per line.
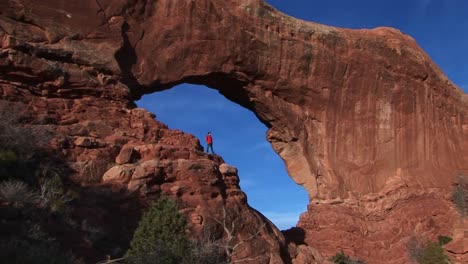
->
[1, 0, 466, 263]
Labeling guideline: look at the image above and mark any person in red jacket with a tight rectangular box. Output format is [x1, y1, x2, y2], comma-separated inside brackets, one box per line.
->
[205, 132, 215, 154]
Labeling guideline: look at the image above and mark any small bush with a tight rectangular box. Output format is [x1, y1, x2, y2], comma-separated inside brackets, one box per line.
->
[408, 237, 451, 264]
[125, 196, 191, 264]
[37, 175, 75, 214]
[0, 180, 36, 208]
[0, 150, 17, 164]
[0, 102, 53, 183]
[437, 235, 452, 246]
[417, 242, 449, 264]
[189, 240, 225, 264]
[330, 250, 365, 264]
[0, 102, 43, 159]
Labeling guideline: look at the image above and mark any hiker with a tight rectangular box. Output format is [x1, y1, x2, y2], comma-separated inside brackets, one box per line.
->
[205, 132, 215, 154]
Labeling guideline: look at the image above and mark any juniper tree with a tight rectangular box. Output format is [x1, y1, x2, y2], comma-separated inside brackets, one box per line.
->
[125, 197, 191, 264]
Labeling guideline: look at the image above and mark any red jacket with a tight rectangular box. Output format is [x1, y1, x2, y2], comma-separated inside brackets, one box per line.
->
[206, 135, 213, 144]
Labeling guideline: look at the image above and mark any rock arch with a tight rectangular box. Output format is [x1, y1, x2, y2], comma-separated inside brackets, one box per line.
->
[1, 0, 467, 262]
[2, 0, 465, 200]
[117, 0, 466, 200]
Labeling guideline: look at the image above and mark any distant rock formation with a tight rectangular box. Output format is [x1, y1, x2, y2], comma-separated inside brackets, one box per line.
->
[1, 0, 466, 263]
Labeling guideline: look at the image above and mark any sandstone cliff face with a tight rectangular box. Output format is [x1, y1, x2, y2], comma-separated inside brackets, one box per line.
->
[1, 0, 467, 263]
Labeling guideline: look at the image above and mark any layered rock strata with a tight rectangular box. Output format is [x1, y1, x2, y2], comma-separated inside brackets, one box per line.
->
[1, 0, 467, 263]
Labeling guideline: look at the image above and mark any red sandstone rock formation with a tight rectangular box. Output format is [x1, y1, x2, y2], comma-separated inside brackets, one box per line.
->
[1, 0, 467, 263]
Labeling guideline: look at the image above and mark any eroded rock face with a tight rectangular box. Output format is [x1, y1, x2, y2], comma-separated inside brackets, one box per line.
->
[1, 0, 467, 263]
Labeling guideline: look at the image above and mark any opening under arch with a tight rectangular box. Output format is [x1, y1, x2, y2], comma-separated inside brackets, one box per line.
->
[136, 83, 308, 230]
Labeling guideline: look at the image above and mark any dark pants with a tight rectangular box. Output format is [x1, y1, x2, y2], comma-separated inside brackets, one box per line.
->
[206, 143, 215, 154]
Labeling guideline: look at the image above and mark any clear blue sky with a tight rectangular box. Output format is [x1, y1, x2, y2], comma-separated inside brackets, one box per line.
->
[137, 0, 468, 230]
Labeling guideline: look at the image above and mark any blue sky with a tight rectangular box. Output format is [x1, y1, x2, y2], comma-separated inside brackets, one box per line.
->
[137, 0, 468, 230]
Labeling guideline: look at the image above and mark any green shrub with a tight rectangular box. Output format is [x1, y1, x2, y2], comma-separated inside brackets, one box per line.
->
[0, 150, 17, 164]
[417, 241, 450, 264]
[0, 180, 36, 208]
[437, 235, 452, 246]
[330, 250, 365, 264]
[125, 196, 191, 264]
[37, 175, 75, 214]
[408, 237, 451, 264]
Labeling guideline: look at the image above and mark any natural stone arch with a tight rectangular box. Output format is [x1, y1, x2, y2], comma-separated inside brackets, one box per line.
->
[1, 0, 466, 201]
[118, 0, 467, 200]
[1, 0, 467, 263]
